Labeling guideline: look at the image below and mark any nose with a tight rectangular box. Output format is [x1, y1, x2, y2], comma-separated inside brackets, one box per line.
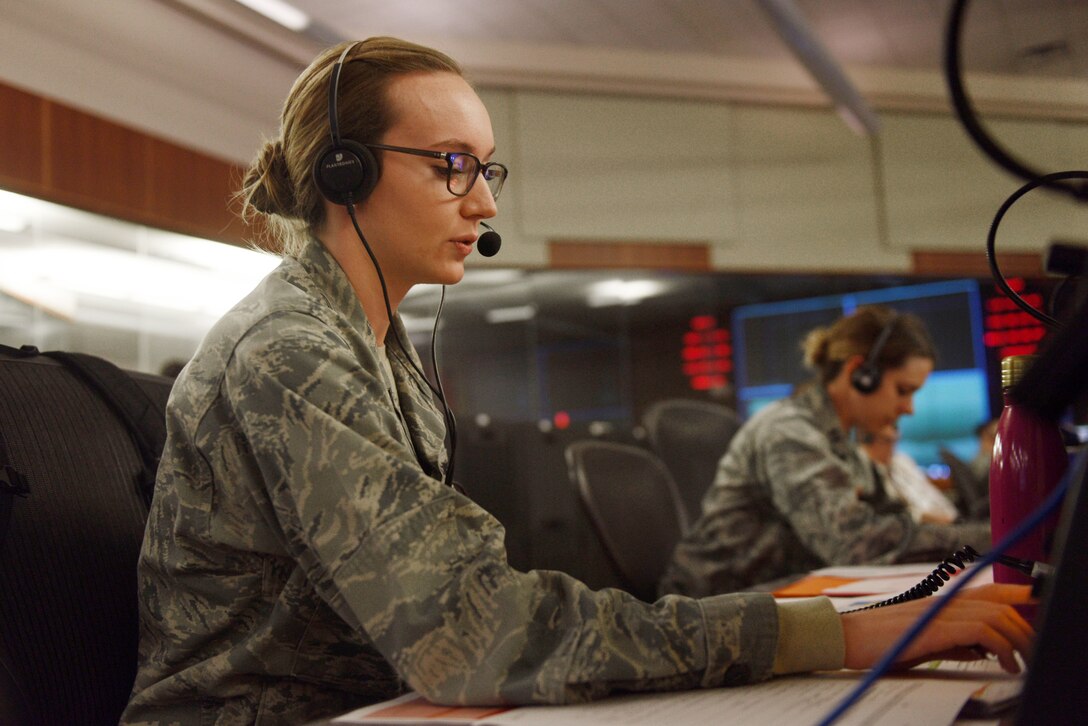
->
[463, 173, 498, 219]
[900, 395, 915, 416]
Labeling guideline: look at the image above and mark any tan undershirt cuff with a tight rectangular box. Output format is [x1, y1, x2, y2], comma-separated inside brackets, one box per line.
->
[772, 597, 845, 675]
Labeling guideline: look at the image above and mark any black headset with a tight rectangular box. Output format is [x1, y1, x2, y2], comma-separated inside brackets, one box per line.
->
[312, 42, 379, 206]
[850, 313, 900, 394]
[309, 42, 461, 490]
[312, 41, 503, 258]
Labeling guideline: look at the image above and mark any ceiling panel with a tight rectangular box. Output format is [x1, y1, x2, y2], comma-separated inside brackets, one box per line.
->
[287, 0, 1088, 78]
[2, 0, 1086, 167]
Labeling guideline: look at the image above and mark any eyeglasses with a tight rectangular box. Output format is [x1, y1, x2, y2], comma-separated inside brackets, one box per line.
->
[364, 143, 508, 201]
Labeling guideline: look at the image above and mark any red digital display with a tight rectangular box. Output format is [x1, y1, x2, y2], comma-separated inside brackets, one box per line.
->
[982, 278, 1046, 359]
[682, 315, 732, 391]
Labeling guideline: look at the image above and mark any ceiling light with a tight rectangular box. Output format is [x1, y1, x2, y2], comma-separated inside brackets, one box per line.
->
[0, 237, 279, 320]
[400, 313, 440, 334]
[485, 305, 537, 324]
[0, 190, 30, 233]
[233, 0, 310, 31]
[587, 279, 665, 307]
[0, 211, 27, 234]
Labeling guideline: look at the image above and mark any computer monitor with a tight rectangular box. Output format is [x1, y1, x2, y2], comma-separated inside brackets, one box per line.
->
[731, 280, 989, 468]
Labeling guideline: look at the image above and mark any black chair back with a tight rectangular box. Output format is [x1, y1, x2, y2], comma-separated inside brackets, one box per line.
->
[0, 348, 172, 725]
[564, 440, 689, 601]
[642, 399, 742, 526]
[939, 447, 990, 520]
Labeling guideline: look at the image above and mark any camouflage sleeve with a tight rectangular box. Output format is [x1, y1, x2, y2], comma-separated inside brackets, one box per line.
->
[224, 314, 780, 705]
[764, 424, 967, 565]
[902, 520, 992, 561]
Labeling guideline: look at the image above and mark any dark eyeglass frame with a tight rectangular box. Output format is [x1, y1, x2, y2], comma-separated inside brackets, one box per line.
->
[364, 143, 508, 200]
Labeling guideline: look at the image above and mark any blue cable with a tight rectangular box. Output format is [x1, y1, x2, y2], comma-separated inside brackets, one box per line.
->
[815, 449, 1083, 726]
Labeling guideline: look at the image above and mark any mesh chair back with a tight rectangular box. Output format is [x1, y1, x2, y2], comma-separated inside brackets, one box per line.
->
[0, 350, 172, 725]
[564, 440, 689, 601]
[939, 447, 990, 520]
[642, 399, 742, 526]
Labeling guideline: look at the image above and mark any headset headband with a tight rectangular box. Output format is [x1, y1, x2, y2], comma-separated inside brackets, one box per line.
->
[327, 42, 358, 148]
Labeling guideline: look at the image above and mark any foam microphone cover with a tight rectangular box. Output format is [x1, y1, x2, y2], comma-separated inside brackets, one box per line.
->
[477, 225, 502, 257]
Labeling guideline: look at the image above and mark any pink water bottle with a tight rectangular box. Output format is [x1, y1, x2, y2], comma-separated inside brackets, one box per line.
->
[989, 355, 1068, 585]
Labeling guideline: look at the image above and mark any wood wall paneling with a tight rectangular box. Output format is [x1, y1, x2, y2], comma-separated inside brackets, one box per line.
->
[0, 78, 250, 246]
[549, 240, 710, 270]
[0, 83, 45, 190]
[145, 136, 247, 243]
[48, 102, 151, 220]
[912, 250, 1043, 277]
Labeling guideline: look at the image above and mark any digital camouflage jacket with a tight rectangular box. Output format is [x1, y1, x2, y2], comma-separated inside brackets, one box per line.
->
[660, 384, 990, 598]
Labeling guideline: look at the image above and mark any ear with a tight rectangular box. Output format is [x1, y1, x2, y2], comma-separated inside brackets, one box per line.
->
[828, 354, 866, 400]
[841, 354, 867, 380]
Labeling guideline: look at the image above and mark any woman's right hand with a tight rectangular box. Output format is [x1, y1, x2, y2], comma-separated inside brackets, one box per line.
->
[841, 583, 1034, 674]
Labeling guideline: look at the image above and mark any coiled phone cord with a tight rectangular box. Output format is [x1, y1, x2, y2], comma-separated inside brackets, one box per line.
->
[845, 546, 1053, 613]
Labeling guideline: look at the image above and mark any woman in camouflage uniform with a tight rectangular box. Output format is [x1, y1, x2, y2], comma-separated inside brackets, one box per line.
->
[661, 306, 991, 597]
[123, 38, 1031, 726]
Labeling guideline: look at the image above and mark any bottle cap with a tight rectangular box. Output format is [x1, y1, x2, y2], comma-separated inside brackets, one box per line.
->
[1001, 354, 1037, 389]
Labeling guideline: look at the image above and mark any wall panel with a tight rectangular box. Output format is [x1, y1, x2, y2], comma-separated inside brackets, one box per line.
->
[145, 136, 247, 242]
[4, 76, 1086, 269]
[48, 103, 152, 220]
[0, 83, 46, 190]
[514, 92, 738, 243]
[0, 79, 249, 246]
[881, 114, 1088, 254]
[725, 105, 897, 271]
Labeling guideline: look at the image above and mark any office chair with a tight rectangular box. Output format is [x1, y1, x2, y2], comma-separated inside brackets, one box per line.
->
[642, 399, 742, 526]
[0, 346, 172, 725]
[939, 447, 990, 520]
[564, 440, 689, 601]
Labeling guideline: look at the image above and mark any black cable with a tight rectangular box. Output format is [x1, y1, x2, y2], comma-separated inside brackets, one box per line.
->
[845, 545, 1047, 613]
[429, 286, 458, 488]
[344, 200, 459, 489]
[986, 170, 1088, 329]
[944, 0, 1088, 202]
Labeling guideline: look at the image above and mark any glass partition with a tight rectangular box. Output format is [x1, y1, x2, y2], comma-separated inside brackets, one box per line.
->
[0, 189, 278, 374]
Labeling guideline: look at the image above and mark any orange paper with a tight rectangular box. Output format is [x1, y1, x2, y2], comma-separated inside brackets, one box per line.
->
[772, 575, 859, 598]
[367, 695, 510, 720]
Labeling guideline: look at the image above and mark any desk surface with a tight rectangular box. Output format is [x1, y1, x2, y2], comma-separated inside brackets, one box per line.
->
[315, 563, 1017, 726]
[321, 659, 1019, 726]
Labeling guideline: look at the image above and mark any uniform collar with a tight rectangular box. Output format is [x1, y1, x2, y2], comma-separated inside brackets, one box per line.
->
[296, 237, 449, 476]
[795, 382, 854, 456]
[296, 236, 371, 334]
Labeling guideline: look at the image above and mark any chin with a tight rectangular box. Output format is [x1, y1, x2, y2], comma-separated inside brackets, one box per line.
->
[435, 263, 465, 286]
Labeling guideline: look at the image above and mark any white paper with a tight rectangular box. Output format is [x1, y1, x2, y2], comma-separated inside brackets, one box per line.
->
[333, 668, 1001, 726]
[810, 563, 945, 578]
[914, 657, 1024, 711]
[486, 675, 983, 726]
[822, 568, 992, 598]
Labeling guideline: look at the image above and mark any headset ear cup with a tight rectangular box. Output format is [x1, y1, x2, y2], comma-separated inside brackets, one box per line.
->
[851, 313, 898, 394]
[313, 140, 380, 205]
[851, 364, 881, 394]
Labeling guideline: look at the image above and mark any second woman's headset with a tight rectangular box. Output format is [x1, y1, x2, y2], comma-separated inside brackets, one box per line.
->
[851, 313, 900, 394]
